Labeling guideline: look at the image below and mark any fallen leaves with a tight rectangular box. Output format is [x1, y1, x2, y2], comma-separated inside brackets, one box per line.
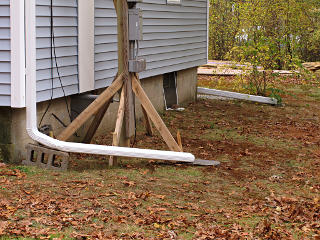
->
[1, 90, 320, 239]
[122, 180, 135, 187]
[0, 221, 9, 235]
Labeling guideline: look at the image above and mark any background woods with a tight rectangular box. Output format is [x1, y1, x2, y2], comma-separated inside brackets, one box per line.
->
[209, 0, 320, 70]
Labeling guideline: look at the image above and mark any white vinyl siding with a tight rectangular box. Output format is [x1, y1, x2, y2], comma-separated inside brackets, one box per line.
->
[0, 0, 207, 106]
[93, 0, 207, 87]
[137, 0, 207, 79]
[35, 0, 79, 102]
[0, 0, 11, 106]
[94, 0, 118, 89]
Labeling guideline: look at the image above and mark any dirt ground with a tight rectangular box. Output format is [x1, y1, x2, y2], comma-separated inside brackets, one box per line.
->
[0, 75, 319, 239]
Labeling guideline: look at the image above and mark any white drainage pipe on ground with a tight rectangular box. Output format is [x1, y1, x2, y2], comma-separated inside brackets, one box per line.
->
[198, 87, 278, 105]
[25, 0, 194, 163]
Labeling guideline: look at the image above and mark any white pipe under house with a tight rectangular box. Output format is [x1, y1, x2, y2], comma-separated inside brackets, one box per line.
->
[25, 0, 195, 163]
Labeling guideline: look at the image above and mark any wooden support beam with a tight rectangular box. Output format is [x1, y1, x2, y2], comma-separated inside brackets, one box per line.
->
[177, 130, 183, 152]
[115, 0, 134, 147]
[132, 75, 182, 152]
[109, 87, 126, 166]
[120, 0, 135, 139]
[57, 74, 124, 141]
[112, 87, 126, 146]
[125, 74, 135, 138]
[82, 100, 111, 144]
[82, 73, 120, 144]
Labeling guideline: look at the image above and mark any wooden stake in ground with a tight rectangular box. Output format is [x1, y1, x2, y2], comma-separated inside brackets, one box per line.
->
[177, 130, 183, 151]
[109, 87, 126, 166]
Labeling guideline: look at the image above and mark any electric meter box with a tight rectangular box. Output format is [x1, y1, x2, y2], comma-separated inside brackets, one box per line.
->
[128, 9, 143, 41]
[129, 58, 146, 73]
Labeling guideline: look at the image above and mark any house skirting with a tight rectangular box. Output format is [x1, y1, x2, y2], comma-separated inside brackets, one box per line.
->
[0, 67, 197, 163]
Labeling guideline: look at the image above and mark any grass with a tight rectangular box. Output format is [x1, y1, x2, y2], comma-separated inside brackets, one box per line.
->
[0, 76, 319, 239]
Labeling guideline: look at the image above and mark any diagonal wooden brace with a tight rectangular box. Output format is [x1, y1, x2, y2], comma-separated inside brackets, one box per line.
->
[82, 73, 121, 144]
[57, 73, 124, 141]
[132, 75, 182, 152]
[82, 100, 112, 144]
[109, 87, 126, 166]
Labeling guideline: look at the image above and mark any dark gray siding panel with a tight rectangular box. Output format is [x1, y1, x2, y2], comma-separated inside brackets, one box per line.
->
[0, 0, 10, 106]
[94, 0, 118, 89]
[137, 0, 207, 79]
[36, 0, 79, 102]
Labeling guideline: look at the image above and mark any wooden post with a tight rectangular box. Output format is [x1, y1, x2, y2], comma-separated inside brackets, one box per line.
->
[116, 0, 134, 146]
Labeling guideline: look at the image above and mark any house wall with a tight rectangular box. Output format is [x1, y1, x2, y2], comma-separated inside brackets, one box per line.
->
[138, 0, 207, 79]
[94, 0, 118, 89]
[0, 0, 11, 106]
[1, 67, 197, 163]
[0, 0, 207, 107]
[35, 0, 79, 102]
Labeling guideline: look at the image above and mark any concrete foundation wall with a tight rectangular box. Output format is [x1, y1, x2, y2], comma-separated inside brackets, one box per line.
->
[0, 68, 197, 163]
[177, 67, 198, 105]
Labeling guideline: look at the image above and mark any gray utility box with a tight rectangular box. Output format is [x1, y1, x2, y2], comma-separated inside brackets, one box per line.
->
[129, 58, 146, 73]
[128, 8, 143, 41]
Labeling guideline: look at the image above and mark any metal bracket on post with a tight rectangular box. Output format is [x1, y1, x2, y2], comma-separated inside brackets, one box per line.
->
[129, 58, 146, 72]
[127, 1, 146, 73]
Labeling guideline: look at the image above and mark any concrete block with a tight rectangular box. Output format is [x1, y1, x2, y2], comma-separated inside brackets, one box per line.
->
[23, 144, 69, 171]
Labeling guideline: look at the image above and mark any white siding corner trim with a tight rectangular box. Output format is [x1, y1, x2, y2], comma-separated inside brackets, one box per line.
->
[10, 0, 25, 108]
[78, 0, 95, 93]
[10, 0, 26, 108]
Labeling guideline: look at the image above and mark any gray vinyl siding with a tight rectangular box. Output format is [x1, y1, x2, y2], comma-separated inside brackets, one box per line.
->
[94, 0, 118, 89]
[93, 0, 207, 88]
[0, 0, 11, 106]
[36, 0, 79, 102]
[0, 0, 207, 106]
[137, 0, 207, 79]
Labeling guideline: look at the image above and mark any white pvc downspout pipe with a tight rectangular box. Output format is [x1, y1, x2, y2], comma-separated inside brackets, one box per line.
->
[25, 0, 194, 163]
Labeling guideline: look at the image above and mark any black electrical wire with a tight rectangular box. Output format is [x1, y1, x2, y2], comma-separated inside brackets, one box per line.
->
[52, 28, 73, 123]
[38, 0, 72, 128]
[38, 0, 55, 128]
